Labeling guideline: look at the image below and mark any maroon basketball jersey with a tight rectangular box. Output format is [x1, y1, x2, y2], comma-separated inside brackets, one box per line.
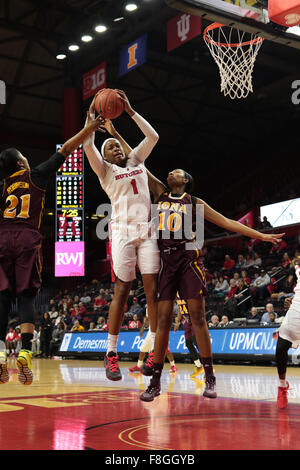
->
[0, 169, 45, 230]
[156, 191, 196, 251]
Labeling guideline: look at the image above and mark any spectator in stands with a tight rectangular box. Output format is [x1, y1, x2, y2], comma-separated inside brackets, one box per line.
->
[208, 315, 219, 327]
[5, 327, 17, 356]
[49, 305, 58, 320]
[260, 303, 278, 324]
[88, 322, 96, 331]
[128, 297, 143, 316]
[270, 239, 288, 256]
[234, 279, 251, 316]
[222, 254, 235, 272]
[93, 293, 107, 314]
[54, 311, 65, 327]
[211, 272, 219, 288]
[31, 326, 41, 354]
[225, 279, 238, 301]
[78, 301, 88, 317]
[250, 269, 271, 302]
[271, 274, 295, 301]
[218, 315, 231, 327]
[39, 312, 53, 358]
[235, 254, 245, 269]
[95, 316, 107, 330]
[80, 290, 91, 304]
[128, 314, 142, 329]
[253, 252, 262, 267]
[244, 254, 255, 269]
[49, 322, 66, 356]
[259, 216, 272, 229]
[230, 272, 241, 286]
[71, 320, 85, 332]
[213, 276, 230, 298]
[247, 307, 261, 322]
[281, 252, 291, 270]
[241, 269, 251, 286]
[291, 250, 300, 268]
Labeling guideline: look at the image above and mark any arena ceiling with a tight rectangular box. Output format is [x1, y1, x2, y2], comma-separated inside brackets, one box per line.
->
[0, 0, 300, 221]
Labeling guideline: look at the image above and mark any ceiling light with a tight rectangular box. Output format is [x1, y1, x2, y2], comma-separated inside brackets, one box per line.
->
[95, 25, 107, 33]
[81, 35, 93, 42]
[113, 17, 124, 22]
[68, 44, 79, 51]
[125, 3, 138, 12]
[56, 53, 66, 60]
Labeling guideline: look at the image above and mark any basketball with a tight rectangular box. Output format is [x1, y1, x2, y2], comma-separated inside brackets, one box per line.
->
[94, 88, 124, 119]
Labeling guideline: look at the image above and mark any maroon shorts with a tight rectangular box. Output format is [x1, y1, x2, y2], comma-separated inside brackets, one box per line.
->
[157, 247, 207, 302]
[0, 229, 43, 295]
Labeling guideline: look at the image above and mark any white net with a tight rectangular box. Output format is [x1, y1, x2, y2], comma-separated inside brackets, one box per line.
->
[204, 24, 264, 99]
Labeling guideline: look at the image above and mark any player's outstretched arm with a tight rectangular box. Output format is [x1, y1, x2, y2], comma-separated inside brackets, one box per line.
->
[196, 197, 285, 244]
[83, 111, 109, 179]
[59, 114, 105, 158]
[117, 89, 159, 163]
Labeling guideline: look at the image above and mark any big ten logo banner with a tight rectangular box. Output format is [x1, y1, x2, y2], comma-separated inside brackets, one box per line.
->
[55, 241, 85, 277]
[167, 13, 202, 52]
[82, 62, 106, 101]
[119, 34, 147, 77]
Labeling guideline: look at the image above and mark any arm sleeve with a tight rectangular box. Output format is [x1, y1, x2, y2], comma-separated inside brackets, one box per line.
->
[128, 112, 159, 164]
[30, 152, 66, 189]
[83, 112, 109, 180]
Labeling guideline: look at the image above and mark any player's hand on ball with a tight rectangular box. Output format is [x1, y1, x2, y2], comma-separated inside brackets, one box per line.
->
[260, 232, 285, 245]
[116, 89, 135, 116]
[86, 112, 106, 133]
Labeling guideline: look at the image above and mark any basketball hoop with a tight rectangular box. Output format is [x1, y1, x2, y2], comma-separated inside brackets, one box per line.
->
[203, 23, 264, 99]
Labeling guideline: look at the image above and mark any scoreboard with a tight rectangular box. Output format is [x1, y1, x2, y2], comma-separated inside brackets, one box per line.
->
[55, 145, 85, 277]
[55, 145, 84, 243]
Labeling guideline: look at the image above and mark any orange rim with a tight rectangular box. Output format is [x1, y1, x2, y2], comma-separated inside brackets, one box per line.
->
[203, 22, 264, 48]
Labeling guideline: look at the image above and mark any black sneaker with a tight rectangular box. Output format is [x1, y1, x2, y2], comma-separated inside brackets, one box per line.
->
[140, 384, 161, 402]
[104, 352, 122, 381]
[140, 350, 154, 376]
[203, 376, 217, 398]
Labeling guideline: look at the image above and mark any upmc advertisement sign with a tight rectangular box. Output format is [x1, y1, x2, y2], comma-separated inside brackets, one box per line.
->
[60, 327, 298, 360]
[55, 241, 85, 277]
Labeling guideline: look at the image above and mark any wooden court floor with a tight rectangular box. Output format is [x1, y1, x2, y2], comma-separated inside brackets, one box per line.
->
[1, 358, 300, 450]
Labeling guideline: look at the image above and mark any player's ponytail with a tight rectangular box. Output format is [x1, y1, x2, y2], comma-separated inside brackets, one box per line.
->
[0, 148, 22, 179]
[184, 171, 194, 194]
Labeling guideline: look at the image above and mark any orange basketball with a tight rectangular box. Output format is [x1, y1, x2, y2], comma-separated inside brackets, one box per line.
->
[94, 88, 124, 119]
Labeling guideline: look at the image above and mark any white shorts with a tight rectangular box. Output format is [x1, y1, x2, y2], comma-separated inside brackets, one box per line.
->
[140, 329, 152, 353]
[110, 224, 160, 282]
[279, 307, 300, 347]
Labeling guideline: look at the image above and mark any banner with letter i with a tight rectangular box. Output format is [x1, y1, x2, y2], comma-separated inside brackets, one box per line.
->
[167, 13, 202, 52]
[119, 34, 147, 77]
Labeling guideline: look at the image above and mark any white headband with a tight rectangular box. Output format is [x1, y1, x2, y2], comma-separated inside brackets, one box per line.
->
[101, 138, 121, 158]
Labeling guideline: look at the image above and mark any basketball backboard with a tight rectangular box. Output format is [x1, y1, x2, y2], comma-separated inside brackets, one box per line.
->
[166, 0, 300, 48]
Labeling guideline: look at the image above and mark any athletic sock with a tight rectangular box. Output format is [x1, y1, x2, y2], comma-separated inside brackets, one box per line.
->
[150, 332, 156, 350]
[202, 357, 214, 379]
[21, 333, 33, 351]
[170, 360, 175, 367]
[137, 360, 143, 368]
[194, 359, 201, 368]
[107, 334, 119, 355]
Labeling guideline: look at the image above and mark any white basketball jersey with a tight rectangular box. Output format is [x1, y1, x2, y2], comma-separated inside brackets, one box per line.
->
[99, 156, 151, 226]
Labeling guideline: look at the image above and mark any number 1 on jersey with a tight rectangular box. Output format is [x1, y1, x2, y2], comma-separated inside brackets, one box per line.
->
[130, 179, 139, 195]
